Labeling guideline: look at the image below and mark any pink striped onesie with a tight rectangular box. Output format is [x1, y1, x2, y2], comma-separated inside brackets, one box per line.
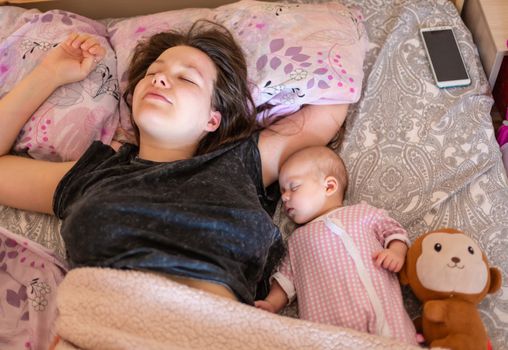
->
[272, 203, 417, 345]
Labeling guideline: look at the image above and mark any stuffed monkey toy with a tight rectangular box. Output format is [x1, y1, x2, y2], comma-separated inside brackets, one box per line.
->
[399, 228, 502, 350]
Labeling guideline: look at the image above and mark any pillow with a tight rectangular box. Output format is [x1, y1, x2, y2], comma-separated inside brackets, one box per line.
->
[107, 0, 367, 132]
[213, 0, 368, 119]
[0, 7, 120, 161]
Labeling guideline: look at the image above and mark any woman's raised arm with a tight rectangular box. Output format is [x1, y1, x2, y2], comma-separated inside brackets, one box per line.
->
[258, 104, 348, 187]
[0, 33, 105, 214]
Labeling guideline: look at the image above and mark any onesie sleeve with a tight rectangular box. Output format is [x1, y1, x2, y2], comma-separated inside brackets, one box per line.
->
[372, 208, 410, 248]
[271, 254, 296, 303]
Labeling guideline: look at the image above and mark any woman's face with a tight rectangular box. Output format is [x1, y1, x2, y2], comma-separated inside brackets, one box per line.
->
[132, 45, 221, 149]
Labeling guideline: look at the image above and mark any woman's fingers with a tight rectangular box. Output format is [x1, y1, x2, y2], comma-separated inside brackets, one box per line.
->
[63, 33, 106, 62]
[64, 32, 79, 46]
[87, 43, 106, 62]
[77, 36, 106, 62]
[80, 36, 100, 51]
[70, 34, 90, 48]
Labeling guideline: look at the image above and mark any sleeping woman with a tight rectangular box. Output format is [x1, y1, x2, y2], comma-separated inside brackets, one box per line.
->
[0, 20, 348, 304]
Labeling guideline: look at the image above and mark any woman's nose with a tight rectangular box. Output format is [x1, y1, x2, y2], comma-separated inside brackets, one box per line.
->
[281, 191, 290, 202]
[152, 73, 170, 88]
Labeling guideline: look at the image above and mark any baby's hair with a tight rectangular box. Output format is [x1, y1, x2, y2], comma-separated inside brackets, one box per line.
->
[288, 146, 348, 194]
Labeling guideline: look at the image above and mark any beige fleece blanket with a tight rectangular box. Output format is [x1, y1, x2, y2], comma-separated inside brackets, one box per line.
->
[54, 268, 425, 350]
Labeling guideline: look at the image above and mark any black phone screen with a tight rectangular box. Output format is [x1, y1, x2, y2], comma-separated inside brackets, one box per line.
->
[421, 29, 469, 82]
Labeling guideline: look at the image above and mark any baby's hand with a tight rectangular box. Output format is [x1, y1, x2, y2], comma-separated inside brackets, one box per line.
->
[39, 33, 106, 86]
[373, 248, 405, 272]
[254, 300, 277, 313]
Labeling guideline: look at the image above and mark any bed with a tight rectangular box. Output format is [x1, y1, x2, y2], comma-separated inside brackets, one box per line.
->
[0, 0, 506, 349]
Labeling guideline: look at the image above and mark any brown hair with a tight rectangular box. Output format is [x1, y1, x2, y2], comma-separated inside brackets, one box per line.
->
[123, 20, 258, 155]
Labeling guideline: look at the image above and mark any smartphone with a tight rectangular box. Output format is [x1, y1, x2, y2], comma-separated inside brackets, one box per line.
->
[420, 26, 471, 88]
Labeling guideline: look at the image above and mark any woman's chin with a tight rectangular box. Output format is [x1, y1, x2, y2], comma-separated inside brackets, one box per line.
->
[134, 111, 172, 128]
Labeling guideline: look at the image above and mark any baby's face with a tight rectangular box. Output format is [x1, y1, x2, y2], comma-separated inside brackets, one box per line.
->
[279, 159, 328, 224]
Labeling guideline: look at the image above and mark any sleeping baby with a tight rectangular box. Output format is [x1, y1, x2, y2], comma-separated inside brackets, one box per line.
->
[255, 146, 419, 345]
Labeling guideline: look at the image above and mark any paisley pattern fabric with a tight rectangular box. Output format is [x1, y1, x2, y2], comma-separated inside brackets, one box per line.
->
[0, 0, 507, 348]
[277, 0, 508, 348]
[0, 206, 64, 260]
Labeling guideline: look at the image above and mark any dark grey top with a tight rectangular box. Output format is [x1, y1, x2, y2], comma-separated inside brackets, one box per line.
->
[53, 134, 283, 304]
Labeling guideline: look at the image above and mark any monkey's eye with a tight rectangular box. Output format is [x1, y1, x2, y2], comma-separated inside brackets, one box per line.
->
[434, 243, 442, 252]
[468, 246, 474, 255]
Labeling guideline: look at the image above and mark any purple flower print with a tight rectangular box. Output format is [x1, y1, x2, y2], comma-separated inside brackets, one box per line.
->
[270, 38, 284, 53]
[6, 285, 27, 308]
[5, 238, 17, 247]
[41, 13, 53, 22]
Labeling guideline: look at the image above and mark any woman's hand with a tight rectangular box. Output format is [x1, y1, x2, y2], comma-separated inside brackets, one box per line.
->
[0, 33, 106, 157]
[39, 33, 106, 86]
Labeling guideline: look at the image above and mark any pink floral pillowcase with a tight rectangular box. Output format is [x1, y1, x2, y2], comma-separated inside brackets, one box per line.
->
[107, 0, 368, 132]
[214, 0, 368, 120]
[1, 1, 367, 161]
[0, 7, 119, 161]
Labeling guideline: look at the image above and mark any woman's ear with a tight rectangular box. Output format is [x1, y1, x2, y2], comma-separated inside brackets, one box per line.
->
[324, 176, 339, 196]
[205, 110, 222, 132]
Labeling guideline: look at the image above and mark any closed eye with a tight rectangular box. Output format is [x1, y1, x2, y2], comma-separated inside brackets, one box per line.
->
[180, 76, 197, 85]
[290, 185, 299, 192]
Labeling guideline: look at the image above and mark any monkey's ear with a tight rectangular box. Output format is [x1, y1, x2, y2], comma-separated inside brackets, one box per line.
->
[488, 267, 502, 294]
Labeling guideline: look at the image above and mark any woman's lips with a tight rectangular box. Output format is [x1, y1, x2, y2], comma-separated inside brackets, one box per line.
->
[144, 92, 172, 104]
